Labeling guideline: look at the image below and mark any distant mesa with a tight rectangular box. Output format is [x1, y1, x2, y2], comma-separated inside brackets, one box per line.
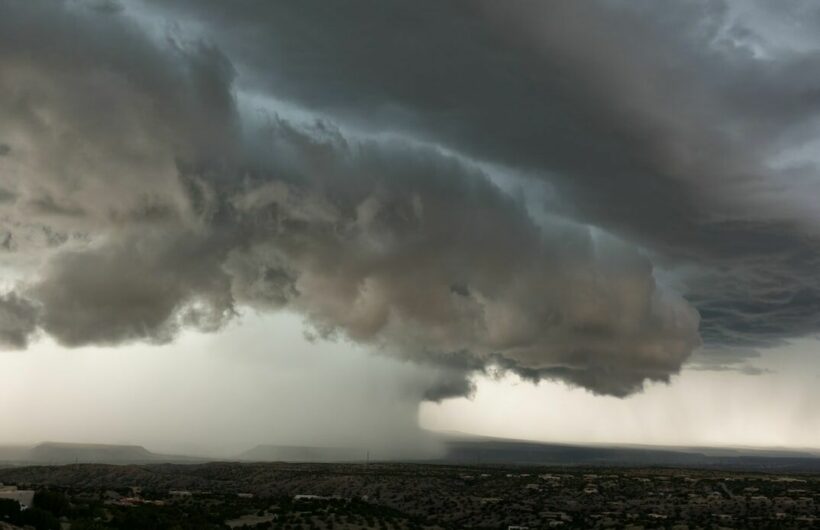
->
[28, 442, 154, 464]
[1, 436, 819, 471]
[0, 442, 201, 465]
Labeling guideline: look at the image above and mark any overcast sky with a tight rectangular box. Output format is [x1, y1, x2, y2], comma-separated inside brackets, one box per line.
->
[2, 0, 820, 455]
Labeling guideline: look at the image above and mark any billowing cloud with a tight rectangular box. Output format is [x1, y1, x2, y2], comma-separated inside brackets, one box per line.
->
[223, 123, 700, 397]
[6, 105, 701, 396]
[4, 0, 820, 400]
[140, 0, 820, 357]
[26, 228, 235, 346]
[0, 293, 38, 349]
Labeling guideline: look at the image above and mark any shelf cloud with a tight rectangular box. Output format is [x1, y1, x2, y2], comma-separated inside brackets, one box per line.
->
[3, 0, 820, 399]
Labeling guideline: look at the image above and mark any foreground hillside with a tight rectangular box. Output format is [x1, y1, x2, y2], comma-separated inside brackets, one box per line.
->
[0, 462, 818, 529]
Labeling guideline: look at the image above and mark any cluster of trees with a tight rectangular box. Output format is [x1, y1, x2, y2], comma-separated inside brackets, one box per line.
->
[0, 489, 434, 530]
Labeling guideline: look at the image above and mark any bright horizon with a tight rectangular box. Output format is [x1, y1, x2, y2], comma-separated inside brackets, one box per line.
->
[1, 312, 819, 457]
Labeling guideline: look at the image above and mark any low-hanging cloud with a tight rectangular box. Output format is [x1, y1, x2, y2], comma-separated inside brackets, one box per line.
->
[7, 110, 702, 396]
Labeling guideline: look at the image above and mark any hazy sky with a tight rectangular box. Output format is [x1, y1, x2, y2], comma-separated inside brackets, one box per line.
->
[2, 0, 820, 454]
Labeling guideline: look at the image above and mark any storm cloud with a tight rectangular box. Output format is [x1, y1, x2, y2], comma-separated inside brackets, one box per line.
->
[0, 292, 38, 349]
[2, 0, 820, 398]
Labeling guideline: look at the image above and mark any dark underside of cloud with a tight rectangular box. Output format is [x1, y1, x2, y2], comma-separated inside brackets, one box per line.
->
[1, 0, 820, 398]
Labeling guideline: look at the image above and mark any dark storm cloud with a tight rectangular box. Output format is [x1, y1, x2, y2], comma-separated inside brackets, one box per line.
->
[6, 107, 700, 395]
[677, 221, 820, 349]
[0, 0, 238, 232]
[142, 0, 820, 360]
[27, 227, 235, 346]
[3, 0, 820, 397]
[141, 0, 760, 231]
[0, 0, 701, 396]
[685, 345, 772, 376]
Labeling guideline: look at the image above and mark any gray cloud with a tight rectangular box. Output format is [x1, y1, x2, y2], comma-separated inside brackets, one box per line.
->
[27, 227, 235, 347]
[0, 0, 237, 232]
[0, 293, 38, 349]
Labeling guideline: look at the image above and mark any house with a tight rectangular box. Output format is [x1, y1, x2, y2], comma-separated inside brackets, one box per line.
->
[0, 490, 35, 510]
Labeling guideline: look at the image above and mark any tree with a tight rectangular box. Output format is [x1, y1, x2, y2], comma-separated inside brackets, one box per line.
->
[33, 489, 70, 516]
[0, 498, 21, 520]
[17, 507, 61, 530]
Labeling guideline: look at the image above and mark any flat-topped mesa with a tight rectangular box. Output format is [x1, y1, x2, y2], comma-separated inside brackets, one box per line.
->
[28, 442, 155, 464]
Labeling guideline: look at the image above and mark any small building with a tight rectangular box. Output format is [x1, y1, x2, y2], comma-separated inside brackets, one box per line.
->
[294, 494, 335, 501]
[0, 490, 35, 510]
[169, 490, 192, 497]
